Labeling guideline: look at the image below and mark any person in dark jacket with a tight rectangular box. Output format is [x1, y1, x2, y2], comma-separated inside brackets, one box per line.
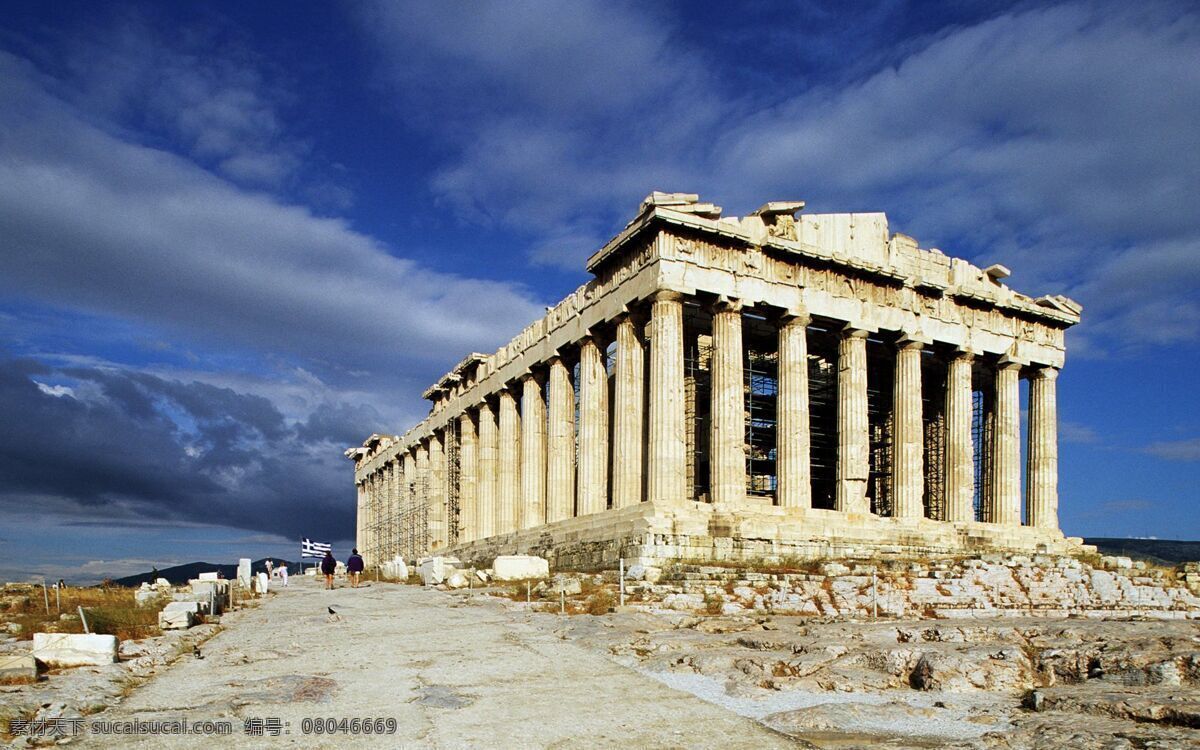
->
[320, 550, 337, 590]
[346, 549, 365, 588]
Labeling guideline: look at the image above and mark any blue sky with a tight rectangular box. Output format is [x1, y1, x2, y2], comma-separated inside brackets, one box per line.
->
[0, 1, 1197, 583]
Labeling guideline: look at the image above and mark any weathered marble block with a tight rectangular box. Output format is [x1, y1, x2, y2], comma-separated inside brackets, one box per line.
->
[492, 555, 549, 581]
[158, 601, 200, 630]
[32, 633, 118, 667]
[0, 653, 37, 680]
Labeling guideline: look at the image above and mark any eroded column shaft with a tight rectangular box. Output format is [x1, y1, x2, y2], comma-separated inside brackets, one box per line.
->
[458, 413, 478, 542]
[943, 353, 976, 522]
[648, 291, 686, 505]
[1027, 367, 1059, 530]
[520, 374, 547, 528]
[892, 341, 924, 519]
[476, 400, 498, 538]
[546, 357, 575, 522]
[777, 313, 812, 509]
[710, 301, 745, 506]
[577, 336, 609, 516]
[429, 432, 447, 549]
[836, 328, 870, 514]
[497, 389, 521, 534]
[990, 362, 1021, 525]
[611, 315, 645, 508]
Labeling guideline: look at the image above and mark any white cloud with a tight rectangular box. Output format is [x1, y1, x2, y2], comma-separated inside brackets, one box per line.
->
[1145, 437, 1200, 462]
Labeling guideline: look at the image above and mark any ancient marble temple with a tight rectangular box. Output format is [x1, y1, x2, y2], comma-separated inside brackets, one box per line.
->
[345, 193, 1085, 569]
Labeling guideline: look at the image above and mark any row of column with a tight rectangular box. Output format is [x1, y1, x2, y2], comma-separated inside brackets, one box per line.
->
[361, 289, 1061, 561]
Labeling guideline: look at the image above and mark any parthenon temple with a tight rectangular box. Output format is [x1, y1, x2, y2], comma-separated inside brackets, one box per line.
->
[345, 192, 1085, 569]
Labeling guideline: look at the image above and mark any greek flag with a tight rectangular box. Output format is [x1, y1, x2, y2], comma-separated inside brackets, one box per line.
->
[301, 538, 332, 559]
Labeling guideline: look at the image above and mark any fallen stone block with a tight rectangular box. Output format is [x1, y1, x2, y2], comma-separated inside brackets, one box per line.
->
[492, 555, 549, 581]
[445, 572, 469, 589]
[198, 572, 220, 581]
[418, 556, 461, 586]
[255, 572, 269, 595]
[31, 633, 118, 667]
[159, 601, 200, 630]
[0, 653, 37, 680]
[154, 577, 171, 588]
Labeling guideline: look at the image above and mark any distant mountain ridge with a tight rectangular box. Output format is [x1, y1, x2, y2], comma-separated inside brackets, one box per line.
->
[1084, 538, 1200, 565]
[112, 558, 302, 587]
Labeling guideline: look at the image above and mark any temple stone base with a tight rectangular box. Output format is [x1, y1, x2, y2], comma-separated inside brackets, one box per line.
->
[444, 501, 1089, 572]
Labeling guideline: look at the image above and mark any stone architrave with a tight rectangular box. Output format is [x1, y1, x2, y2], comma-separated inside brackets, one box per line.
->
[520, 373, 547, 528]
[647, 291, 686, 505]
[891, 338, 924, 519]
[1027, 367, 1059, 530]
[611, 313, 645, 508]
[710, 298, 745, 506]
[776, 311, 812, 509]
[497, 388, 521, 534]
[458, 412, 478, 542]
[943, 351, 975, 522]
[476, 400, 498, 539]
[546, 356, 575, 523]
[836, 328, 870, 514]
[577, 335, 609, 516]
[991, 360, 1022, 525]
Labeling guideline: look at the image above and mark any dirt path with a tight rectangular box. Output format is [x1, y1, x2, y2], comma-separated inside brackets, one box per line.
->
[80, 577, 795, 749]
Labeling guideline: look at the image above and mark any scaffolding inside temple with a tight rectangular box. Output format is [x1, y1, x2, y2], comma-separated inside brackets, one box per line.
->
[922, 351, 948, 520]
[972, 366, 996, 522]
[744, 313, 778, 498]
[683, 303, 712, 502]
[445, 418, 461, 545]
[400, 464, 429, 562]
[866, 337, 895, 516]
[807, 322, 840, 510]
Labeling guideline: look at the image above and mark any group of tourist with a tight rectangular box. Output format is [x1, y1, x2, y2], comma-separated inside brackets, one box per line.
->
[318, 548, 365, 590]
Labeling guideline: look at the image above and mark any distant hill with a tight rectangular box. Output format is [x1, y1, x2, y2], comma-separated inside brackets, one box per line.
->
[1084, 538, 1200, 565]
[112, 558, 302, 587]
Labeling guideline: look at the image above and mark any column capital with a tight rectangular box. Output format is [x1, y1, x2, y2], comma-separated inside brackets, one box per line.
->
[780, 307, 811, 326]
[842, 325, 870, 339]
[898, 329, 932, 348]
[997, 359, 1023, 372]
[519, 369, 543, 385]
[896, 338, 925, 352]
[950, 347, 977, 362]
[1029, 365, 1060, 381]
[651, 289, 684, 303]
[712, 296, 743, 314]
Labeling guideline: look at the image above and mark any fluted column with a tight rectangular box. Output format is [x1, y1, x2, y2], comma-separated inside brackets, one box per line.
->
[648, 291, 686, 505]
[777, 312, 812, 509]
[546, 356, 575, 522]
[416, 444, 430, 555]
[477, 399, 498, 539]
[363, 477, 373, 565]
[429, 432, 447, 549]
[402, 452, 415, 557]
[577, 335, 609, 516]
[836, 328, 870, 514]
[611, 313, 645, 508]
[1026, 367, 1059, 530]
[944, 351, 975, 522]
[710, 299, 745, 506]
[520, 373, 547, 528]
[497, 388, 521, 534]
[891, 339, 924, 519]
[990, 361, 1022, 525]
[458, 412, 478, 542]
[356, 482, 365, 558]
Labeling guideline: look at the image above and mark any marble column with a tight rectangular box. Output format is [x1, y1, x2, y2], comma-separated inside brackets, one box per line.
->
[776, 311, 812, 509]
[497, 388, 521, 534]
[943, 351, 975, 522]
[648, 291, 686, 505]
[546, 356, 576, 523]
[577, 335, 609, 516]
[990, 361, 1022, 525]
[836, 328, 870, 514]
[402, 452, 416, 557]
[520, 373, 547, 528]
[477, 399, 498, 539]
[356, 482, 365, 559]
[458, 412, 478, 542]
[416, 444, 431, 556]
[891, 339, 924, 519]
[1026, 366, 1059, 530]
[429, 432, 447, 549]
[611, 313, 645, 508]
[710, 299, 745, 506]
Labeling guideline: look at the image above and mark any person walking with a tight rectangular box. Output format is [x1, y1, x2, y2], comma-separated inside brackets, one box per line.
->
[320, 550, 337, 590]
[278, 563, 289, 587]
[346, 549, 364, 588]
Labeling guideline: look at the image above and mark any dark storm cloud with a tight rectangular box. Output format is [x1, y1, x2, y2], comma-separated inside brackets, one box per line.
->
[0, 355, 356, 539]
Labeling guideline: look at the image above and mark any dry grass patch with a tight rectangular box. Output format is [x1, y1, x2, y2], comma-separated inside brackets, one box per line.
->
[1, 585, 159, 641]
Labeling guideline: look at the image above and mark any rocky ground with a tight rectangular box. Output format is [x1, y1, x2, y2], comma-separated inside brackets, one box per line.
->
[2, 559, 1198, 749]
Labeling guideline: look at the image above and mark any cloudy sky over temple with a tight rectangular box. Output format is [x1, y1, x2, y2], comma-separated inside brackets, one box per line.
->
[1, 1, 1197, 582]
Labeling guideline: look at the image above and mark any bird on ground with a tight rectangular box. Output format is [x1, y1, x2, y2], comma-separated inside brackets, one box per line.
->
[193, 646, 203, 659]
[327, 606, 341, 623]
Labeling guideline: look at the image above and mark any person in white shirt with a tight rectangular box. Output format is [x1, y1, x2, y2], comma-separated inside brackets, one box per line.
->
[278, 564, 289, 587]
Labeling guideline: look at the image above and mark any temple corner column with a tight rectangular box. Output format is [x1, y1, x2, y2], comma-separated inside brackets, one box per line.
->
[836, 326, 870, 514]
[777, 310, 812, 510]
[1026, 365, 1060, 531]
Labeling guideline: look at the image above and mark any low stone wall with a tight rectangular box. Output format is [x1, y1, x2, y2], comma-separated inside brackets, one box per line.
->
[634, 555, 1200, 620]
[438, 501, 1089, 572]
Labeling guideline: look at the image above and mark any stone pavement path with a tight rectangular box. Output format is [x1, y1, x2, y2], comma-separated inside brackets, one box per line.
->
[81, 577, 795, 749]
